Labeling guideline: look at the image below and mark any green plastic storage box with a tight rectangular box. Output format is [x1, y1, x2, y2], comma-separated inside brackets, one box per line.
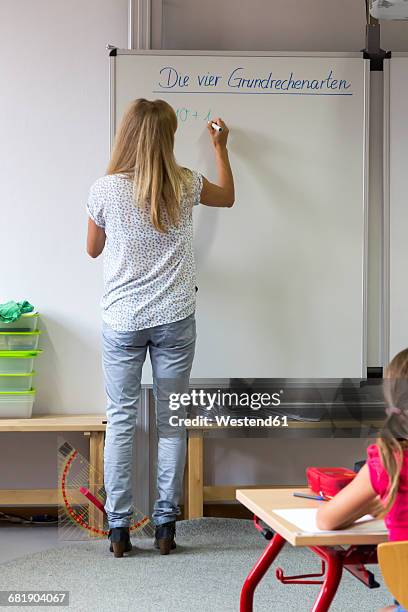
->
[0, 312, 39, 332]
[0, 351, 42, 374]
[0, 372, 35, 392]
[0, 389, 36, 418]
[0, 331, 41, 351]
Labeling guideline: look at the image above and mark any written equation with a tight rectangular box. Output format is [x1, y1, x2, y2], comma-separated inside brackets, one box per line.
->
[175, 108, 212, 123]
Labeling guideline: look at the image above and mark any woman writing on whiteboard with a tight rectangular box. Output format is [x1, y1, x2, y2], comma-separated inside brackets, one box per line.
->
[86, 99, 234, 557]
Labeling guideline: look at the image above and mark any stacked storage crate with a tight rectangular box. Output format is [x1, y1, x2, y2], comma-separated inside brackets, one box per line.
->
[0, 313, 41, 418]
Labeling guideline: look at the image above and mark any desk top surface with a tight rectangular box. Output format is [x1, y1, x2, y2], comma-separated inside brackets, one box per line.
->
[236, 487, 388, 546]
[0, 414, 107, 432]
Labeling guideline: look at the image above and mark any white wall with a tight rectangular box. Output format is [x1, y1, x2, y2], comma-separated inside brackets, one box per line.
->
[162, 0, 367, 52]
[0, 0, 127, 491]
[1, 0, 408, 501]
[162, 0, 408, 53]
[0, 0, 127, 414]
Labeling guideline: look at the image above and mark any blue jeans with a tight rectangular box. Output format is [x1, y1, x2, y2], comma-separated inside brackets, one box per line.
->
[101, 313, 196, 528]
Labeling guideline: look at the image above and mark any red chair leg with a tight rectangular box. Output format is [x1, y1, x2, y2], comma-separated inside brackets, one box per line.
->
[310, 547, 343, 612]
[240, 533, 286, 612]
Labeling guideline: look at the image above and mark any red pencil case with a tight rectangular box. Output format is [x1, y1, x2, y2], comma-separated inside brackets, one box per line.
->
[306, 466, 356, 498]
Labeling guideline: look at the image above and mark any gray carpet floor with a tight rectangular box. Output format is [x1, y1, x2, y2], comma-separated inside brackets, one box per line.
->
[0, 518, 392, 612]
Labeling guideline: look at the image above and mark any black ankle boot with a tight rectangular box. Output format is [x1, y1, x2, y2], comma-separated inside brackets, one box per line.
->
[108, 527, 132, 558]
[154, 521, 176, 555]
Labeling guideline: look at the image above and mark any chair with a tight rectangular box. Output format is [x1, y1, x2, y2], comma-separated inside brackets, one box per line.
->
[378, 541, 408, 610]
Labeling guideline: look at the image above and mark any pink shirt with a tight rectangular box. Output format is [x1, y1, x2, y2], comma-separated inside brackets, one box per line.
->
[367, 443, 408, 541]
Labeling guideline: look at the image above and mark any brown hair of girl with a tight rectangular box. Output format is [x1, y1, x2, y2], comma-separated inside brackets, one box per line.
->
[377, 348, 408, 516]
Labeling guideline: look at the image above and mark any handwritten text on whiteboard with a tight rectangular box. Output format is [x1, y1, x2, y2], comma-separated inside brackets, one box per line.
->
[156, 67, 352, 95]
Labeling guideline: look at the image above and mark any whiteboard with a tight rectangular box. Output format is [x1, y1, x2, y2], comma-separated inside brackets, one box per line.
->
[110, 51, 369, 381]
[384, 56, 408, 362]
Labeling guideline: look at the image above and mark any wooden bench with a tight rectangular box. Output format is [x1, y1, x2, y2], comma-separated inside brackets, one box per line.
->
[0, 413, 385, 524]
[0, 414, 106, 535]
[183, 417, 385, 519]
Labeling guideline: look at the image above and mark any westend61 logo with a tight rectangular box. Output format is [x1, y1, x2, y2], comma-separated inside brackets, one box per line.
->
[168, 389, 282, 411]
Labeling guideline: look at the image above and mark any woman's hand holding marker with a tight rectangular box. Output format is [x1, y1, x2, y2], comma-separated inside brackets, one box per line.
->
[208, 118, 229, 149]
[201, 117, 234, 207]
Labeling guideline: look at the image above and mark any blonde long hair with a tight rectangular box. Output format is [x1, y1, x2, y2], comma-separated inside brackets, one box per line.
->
[377, 348, 408, 515]
[107, 98, 188, 233]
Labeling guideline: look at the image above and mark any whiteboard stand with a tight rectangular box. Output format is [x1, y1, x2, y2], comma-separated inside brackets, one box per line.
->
[108, 50, 370, 514]
[383, 54, 408, 363]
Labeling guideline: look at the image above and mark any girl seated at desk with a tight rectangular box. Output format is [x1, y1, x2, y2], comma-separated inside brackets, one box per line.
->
[316, 348, 408, 612]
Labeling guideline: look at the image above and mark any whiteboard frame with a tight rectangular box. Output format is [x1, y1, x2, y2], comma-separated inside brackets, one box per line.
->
[383, 58, 391, 367]
[362, 58, 370, 378]
[108, 50, 370, 380]
[110, 50, 367, 56]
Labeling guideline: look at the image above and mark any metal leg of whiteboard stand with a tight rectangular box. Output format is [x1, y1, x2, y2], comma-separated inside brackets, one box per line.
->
[135, 386, 151, 518]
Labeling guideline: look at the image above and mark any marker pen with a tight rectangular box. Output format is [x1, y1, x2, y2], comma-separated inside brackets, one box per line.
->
[293, 492, 328, 502]
[210, 122, 223, 133]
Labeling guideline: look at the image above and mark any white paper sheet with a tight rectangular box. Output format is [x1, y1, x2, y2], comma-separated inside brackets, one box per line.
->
[273, 508, 386, 534]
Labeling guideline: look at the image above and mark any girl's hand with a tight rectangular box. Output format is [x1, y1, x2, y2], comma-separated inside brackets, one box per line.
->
[207, 118, 229, 150]
[316, 464, 377, 531]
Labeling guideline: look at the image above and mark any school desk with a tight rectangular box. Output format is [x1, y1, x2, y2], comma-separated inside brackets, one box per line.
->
[236, 487, 388, 612]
